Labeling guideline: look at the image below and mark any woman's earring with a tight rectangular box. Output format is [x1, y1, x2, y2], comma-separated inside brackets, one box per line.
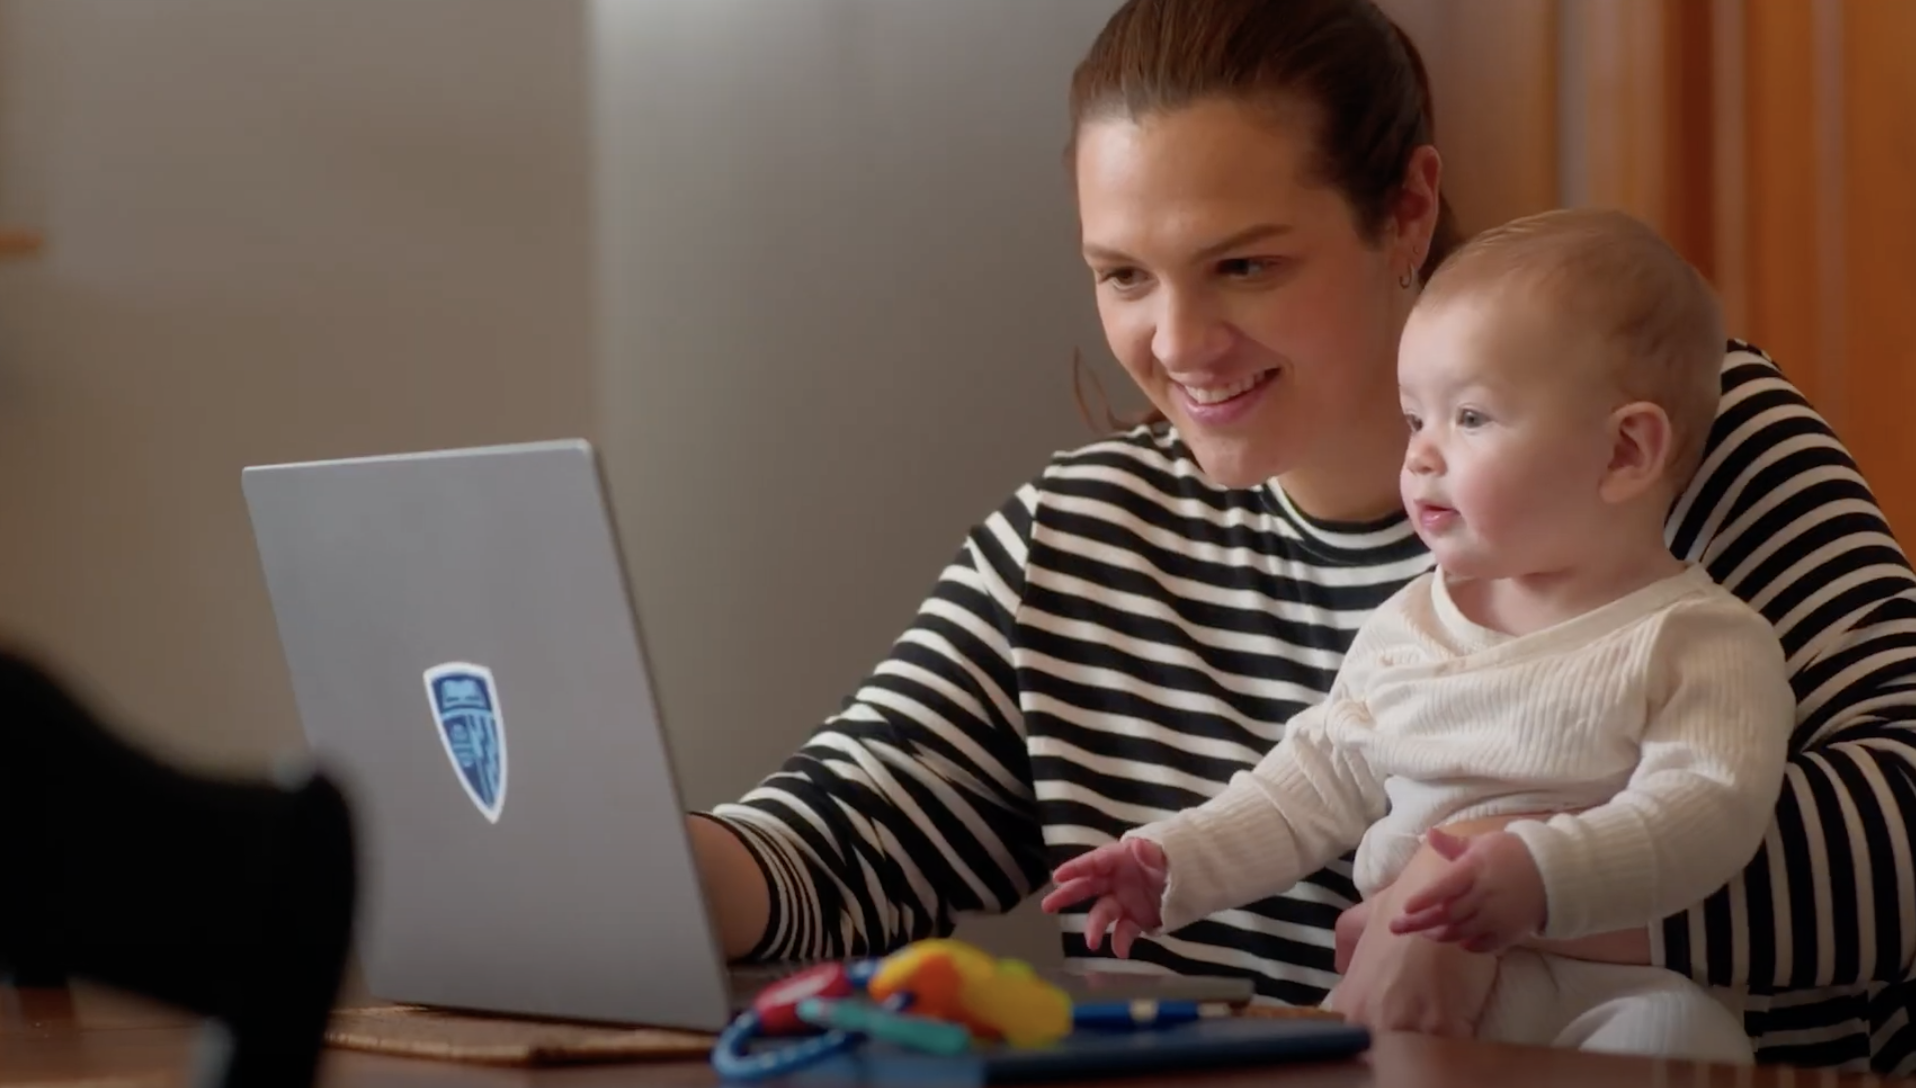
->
[1398, 267, 1415, 290]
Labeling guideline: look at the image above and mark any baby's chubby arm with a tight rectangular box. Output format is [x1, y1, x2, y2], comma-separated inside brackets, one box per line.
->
[1130, 695, 1389, 933]
[1038, 694, 1382, 950]
[1494, 598, 1794, 942]
[1045, 592, 1418, 940]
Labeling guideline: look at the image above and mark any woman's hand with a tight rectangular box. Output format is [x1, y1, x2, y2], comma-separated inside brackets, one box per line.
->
[1327, 857, 1498, 1038]
[1334, 898, 1373, 974]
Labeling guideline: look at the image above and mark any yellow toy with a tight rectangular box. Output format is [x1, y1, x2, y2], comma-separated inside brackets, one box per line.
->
[865, 937, 1073, 1048]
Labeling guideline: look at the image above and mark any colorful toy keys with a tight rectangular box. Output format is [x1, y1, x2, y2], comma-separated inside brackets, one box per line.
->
[709, 938, 1074, 1082]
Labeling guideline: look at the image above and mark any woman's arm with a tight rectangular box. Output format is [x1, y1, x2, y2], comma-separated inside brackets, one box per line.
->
[1330, 833, 1500, 1037]
[1659, 344, 1916, 990]
[693, 480, 1050, 962]
[1524, 927, 1652, 964]
[689, 814, 772, 960]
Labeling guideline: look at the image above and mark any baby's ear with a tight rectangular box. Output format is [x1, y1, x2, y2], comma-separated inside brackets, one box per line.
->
[1599, 401, 1674, 504]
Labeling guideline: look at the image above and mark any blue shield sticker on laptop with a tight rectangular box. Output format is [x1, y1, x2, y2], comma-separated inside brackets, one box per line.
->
[423, 662, 509, 823]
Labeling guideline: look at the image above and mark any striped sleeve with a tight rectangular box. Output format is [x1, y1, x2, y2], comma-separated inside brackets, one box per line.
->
[701, 479, 1051, 960]
[1659, 342, 1916, 993]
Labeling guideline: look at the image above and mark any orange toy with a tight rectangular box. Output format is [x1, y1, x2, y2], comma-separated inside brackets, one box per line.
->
[865, 938, 1073, 1048]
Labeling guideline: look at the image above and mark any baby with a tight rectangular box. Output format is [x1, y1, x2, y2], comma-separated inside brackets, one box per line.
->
[1041, 207, 1793, 1065]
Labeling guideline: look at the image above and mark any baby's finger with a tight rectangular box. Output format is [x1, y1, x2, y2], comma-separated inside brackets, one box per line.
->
[1047, 863, 1086, 888]
[1421, 903, 1484, 943]
[1040, 881, 1095, 912]
[1441, 883, 1488, 920]
[1040, 877, 1108, 913]
[1112, 918, 1143, 959]
[1399, 867, 1474, 917]
[1085, 897, 1123, 951]
[1039, 887, 1081, 913]
[1388, 904, 1450, 935]
[1049, 849, 1114, 884]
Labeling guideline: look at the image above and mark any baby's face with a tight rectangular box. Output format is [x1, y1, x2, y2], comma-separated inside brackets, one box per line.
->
[1396, 295, 1626, 581]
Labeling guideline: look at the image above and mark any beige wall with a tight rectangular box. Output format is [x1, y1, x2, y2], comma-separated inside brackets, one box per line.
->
[590, 0, 1120, 810]
[0, 0, 596, 770]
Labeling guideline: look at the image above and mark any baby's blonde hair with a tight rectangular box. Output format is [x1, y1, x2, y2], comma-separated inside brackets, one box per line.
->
[1418, 207, 1725, 488]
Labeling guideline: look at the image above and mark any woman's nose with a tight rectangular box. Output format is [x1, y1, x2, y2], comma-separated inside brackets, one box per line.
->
[1151, 293, 1231, 372]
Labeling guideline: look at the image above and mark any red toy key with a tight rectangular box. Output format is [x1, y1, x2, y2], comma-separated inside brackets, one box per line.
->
[751, 963, 855, 1035]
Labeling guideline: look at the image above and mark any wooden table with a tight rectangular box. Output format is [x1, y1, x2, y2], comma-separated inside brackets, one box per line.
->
[3, 985, 1906, 1088]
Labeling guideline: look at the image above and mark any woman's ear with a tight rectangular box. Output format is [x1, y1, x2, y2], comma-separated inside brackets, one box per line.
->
[1599, 401, 1674, 504]
[1394, 146, 1443, 271]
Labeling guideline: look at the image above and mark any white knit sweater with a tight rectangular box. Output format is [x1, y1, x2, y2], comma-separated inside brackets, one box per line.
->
[1131, 564, 1796, 941]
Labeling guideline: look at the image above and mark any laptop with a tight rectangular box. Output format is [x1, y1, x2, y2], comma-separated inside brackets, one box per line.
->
[241, 439, 1256, 1033]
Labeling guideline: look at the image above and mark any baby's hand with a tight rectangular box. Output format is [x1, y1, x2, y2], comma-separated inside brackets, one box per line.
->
[1389, 828, 1545, 953]
[1039, 837, 1168, 959]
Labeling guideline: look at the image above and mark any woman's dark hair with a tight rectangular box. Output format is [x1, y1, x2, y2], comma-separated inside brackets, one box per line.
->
[1065, 0, 1463, 430]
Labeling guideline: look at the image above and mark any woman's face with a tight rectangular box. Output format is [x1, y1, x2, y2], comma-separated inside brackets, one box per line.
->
[1075, 98, 1433, 492]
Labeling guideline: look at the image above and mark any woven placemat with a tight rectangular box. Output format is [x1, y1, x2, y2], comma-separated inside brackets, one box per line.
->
[322, 1000, 1343, 1067]
[323, 1004, 716, 1066]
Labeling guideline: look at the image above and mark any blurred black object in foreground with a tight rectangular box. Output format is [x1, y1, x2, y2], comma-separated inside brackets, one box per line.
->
[0, 649, 356, 1087]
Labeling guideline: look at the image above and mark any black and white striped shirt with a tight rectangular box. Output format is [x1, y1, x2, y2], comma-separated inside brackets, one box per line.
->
[707, 343, 1916, 1073]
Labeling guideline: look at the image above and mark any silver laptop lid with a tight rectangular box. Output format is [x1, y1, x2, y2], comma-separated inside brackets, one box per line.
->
[241, 439, 733, 1030]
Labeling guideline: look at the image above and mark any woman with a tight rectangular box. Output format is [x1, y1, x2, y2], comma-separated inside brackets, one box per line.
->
[686, 0, 1916, 1070]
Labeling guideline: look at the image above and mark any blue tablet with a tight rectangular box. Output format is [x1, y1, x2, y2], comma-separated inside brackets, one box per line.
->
[779, 1017, 1371, 1085]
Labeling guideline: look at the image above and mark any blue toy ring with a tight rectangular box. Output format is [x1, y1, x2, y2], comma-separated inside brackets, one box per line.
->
[710, 1008, 859, 1082]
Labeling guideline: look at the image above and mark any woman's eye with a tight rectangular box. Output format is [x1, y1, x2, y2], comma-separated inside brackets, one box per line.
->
[1098, 267, 1144, 289]
[1219, 257, 1273, 278]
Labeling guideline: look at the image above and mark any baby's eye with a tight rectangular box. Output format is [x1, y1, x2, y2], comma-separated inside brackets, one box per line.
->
[1456, 408, 1488, 429]
[1402, 412, 1422, 432]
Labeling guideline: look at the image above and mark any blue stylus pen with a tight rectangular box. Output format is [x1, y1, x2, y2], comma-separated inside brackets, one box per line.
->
[1072, 999, 1233, 1030]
